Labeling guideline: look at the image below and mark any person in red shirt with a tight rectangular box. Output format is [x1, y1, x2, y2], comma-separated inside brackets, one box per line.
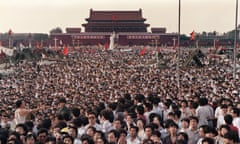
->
[224, 114, 239, 137]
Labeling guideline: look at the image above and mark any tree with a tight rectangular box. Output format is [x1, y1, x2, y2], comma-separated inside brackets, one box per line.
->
[180, 34, 189, 40]
[49, 27, 63, 34]
[202, 31, 207, 36]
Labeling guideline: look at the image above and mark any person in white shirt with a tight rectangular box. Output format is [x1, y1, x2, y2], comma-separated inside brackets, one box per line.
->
[14, 99, 43, 125]
[107, 129, 120, 144]
[84, 111, 102, 131]
[126, 125, 141, 144]
[180, 100, 192, 120]
[217, 104, 228, 128]
[99, 109, 113, 133]
[196, 98, 214, 127]
[215, 98, 228, 119]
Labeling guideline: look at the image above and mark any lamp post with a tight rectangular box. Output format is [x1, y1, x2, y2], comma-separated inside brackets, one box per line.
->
[54, 37, 58, 51]
[8, 30, 12, 49]
[72, 38, 75, 51]
[177, 0, 181, 89]
[233, 0, 238, 81]
[28, 33, 32, 48]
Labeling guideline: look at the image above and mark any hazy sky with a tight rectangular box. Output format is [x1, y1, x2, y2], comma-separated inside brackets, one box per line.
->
[0, 0, 238, 35]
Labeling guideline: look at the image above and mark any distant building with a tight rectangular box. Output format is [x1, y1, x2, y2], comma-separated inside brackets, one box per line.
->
[151, 28, 166, 33]
[50, 9, 178, 46]
[66, 28, 81, 34]
[82, 9, 149, 32]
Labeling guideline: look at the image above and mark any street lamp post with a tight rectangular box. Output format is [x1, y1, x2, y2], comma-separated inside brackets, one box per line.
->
[177, 0, 181, 89]
[234, 0, 238, 81]
[155, 38, 158, 65]
[8, 36, 11, 49]
[54, 37, 58, 51]
[72, 39, 75, 51]
[28, 33, 32, 48]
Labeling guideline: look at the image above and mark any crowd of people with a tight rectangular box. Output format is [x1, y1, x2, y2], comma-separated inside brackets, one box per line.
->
[0, 47, 239, 144]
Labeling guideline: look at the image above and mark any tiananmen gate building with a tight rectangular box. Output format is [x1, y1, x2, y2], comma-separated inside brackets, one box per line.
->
[50, 9, 178, 47]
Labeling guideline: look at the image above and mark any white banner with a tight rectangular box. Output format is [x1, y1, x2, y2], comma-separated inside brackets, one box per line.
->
[0, 46, 14, 56]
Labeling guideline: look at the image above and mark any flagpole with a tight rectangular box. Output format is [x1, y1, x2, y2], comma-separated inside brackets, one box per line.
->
[177, 0, 181, 89]
[155, 38, 158, 65]
[234, 0, 238, 81]
[54, 37, 58, 51]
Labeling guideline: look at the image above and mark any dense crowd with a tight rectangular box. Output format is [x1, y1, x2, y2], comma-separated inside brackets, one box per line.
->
[0, 47, 240, 144]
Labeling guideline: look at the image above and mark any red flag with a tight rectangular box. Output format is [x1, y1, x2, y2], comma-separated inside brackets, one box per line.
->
[97, 43, 102, 49]
[104, 42, 109, 50]
[215, 40, 220, 49]
[8, 29, 12, 36]
[190, 31, 195, 41]
[62, 45, 69, 56]
[157, 47, 161, 52]
[55, 45, 59, 51]
[36, 42, 40, 49]
[139, 47, 147, 56]
[112, 15, 117, 21]
[173, 44, 177, 50]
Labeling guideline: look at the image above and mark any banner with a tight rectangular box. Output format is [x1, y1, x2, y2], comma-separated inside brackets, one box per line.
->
[0, 46, 14, 56]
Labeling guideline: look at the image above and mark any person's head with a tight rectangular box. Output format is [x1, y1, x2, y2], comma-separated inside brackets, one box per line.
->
[129, 125, 138, 137]
[181, 100, 188, 108]
[174, 110, 181, 120]
[230, 107, 240, 117]
[167, 112, 175, 120]
[93, 130, 105, 143]
[87, 111, 97, 125]
[126, 114, 134, 124]
[189, 116, 198, 130]
[100, 109, 111, 122]
[15, 123, 27, 135]
[223, 131, 239, 144]
[39, 118, 52, 130]
[199, 125, 209, 138]
[8, 131, 21, 142]
[224, 114, 233, 125]
[59, 98, 67, 108]
[62, 135, 73, 144]
[80, 134, 94, 144]
[168, 122, 178, 135]
[107, 129, 119, 144]
[118, 128, 127, 142]
[219, 124, 230, 137]
[16, 100, 26, 109]
[113, 118, 123, 130]
[67, 125, 78, 138]
[199, 98, 208, 106]
[25, 133, 36, 144]
[86, 126, 96, 137]
[144, 124, 153, 139]
[94, 137, 106, 144]
[71, 107, 80, 118]
[142, 139, 154, 144]
[201, 137, 215, 144]
[37, 128, 48, 144]
[135, 105, 145, 115]
[137, 118, 146, 129]
[151, 114, 162, 127]
[150, 130, 161, 144]
[221, 104, 228, 115]
[44, 136, 56, 144]
[176, 132, 188, 143]
[205, 126, 217, 138]
[180, 118, 189, 129]
[144, 102, 153, 112]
